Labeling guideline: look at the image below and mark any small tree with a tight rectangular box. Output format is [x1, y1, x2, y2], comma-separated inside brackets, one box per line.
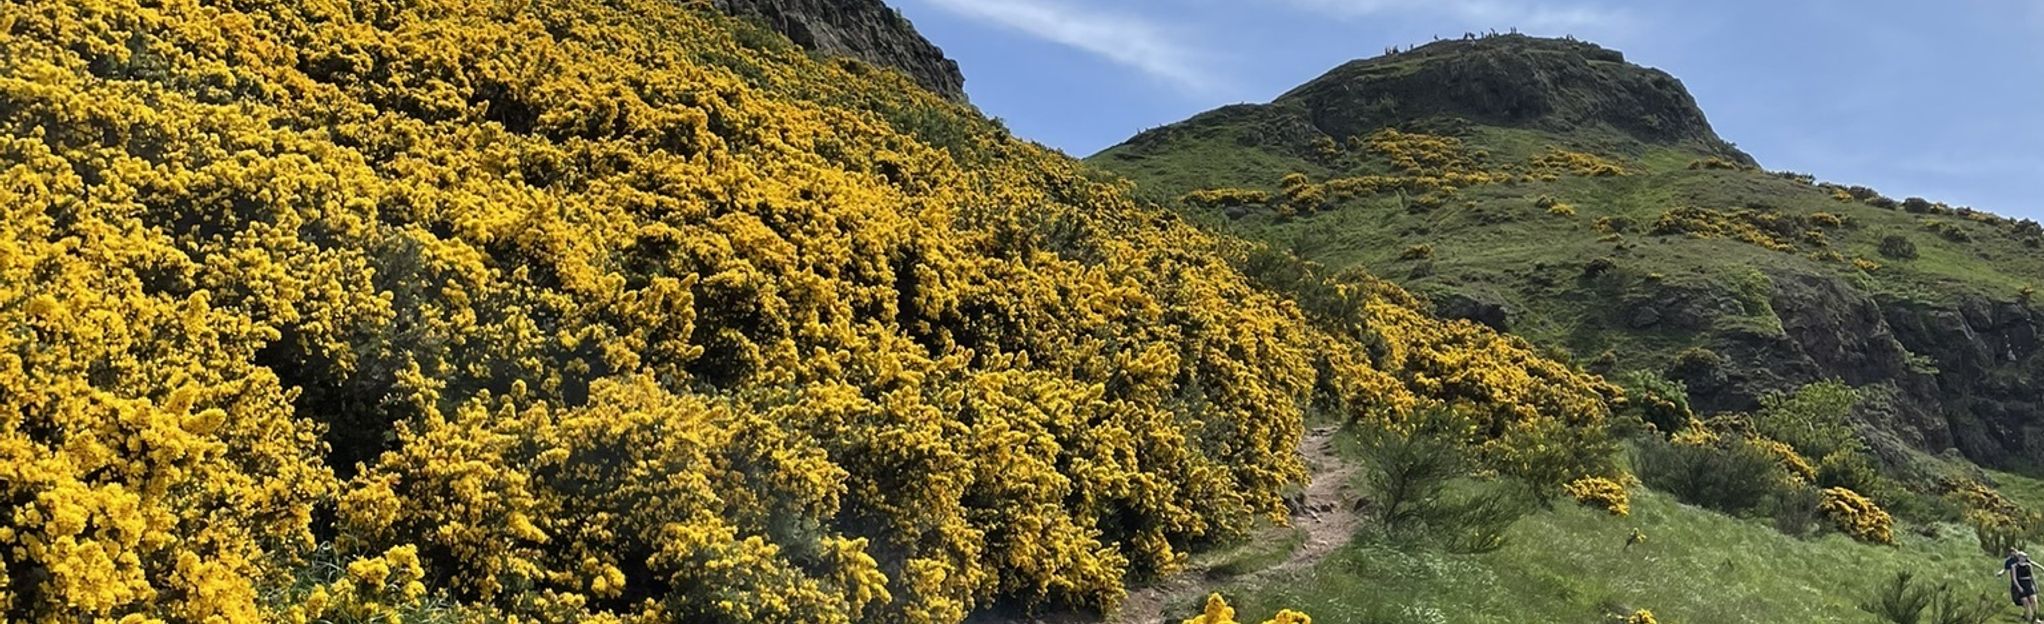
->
[1859, 571, 1931, 624]
[1860, 571, 2001, 624]
[1358, 411, 1530, 553]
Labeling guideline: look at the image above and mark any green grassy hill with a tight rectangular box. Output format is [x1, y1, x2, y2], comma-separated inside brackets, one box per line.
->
[1089, 34, 2044, 474]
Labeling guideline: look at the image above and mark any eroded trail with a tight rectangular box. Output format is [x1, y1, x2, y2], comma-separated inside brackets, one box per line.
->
[1000, 426, 1362, 624]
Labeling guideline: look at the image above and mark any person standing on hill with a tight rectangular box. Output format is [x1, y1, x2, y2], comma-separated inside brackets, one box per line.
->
[2001, 547, 2040, 623]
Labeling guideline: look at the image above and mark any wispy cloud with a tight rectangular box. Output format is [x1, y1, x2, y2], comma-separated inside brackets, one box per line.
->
[1283, 0, 1633, 34]
[911, 0, 1218, 92]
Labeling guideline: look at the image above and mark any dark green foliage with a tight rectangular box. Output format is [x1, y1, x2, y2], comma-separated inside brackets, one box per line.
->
[1815, 451, 1881, 494]
[1769, 484, 1824, 537]
[1754, 380, 1862, 460]
[1901, 197, 1935, 214]
[1359, 416, 1531, 554]
[1635, 438, 1781, 516]
[1861, 570, 1932, 624]
[1666, 347, 1729, 392]
[1360, 424, 1467, 533]
[1923, 221, 1973, 243]
[1620, 371, 1693, 435]
[1880, 234, 1920, 260]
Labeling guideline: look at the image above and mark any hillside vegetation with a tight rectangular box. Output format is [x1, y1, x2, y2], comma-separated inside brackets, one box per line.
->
[0, 2, 1633, 622]
[1091, 35, 2044, 475]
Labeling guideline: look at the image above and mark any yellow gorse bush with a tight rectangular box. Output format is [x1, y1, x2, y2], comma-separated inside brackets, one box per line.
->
[1819, 487, 1895, 545]
[1184, 131, 1628, 218]
[1748, 436, 1817, 485]
[1563, 476, 1630, 516]
[0, 0, 1622, 621]
[1183, 593, 1312, 624]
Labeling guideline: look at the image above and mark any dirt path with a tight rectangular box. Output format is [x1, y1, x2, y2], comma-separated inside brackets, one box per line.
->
[992, 426, 1362, 624]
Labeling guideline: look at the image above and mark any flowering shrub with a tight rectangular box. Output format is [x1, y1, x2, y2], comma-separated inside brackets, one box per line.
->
[1623, 608, 1660, 624]
[1564, 477, 1631, 516]
[1531, 148, 1628, 177]
[1820, 487, 1895, 545]
[0, 0, 1627, 620]
[1183, 593, 1312, 624]
[1748, 437, 1818, 484]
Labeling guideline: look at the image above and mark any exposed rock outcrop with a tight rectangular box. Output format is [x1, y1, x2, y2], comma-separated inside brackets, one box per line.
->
[710, 0, 968, 102]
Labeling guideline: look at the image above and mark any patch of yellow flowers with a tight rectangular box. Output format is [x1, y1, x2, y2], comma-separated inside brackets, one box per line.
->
[0, 0, 1628, 620]
[1564, 476, 1631, 516]
[1184, 594, 1312, 624]
[1819, 487, 1895, 545]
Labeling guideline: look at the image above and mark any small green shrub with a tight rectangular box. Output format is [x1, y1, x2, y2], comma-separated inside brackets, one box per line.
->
[1754, 380, 1862, 460]
[1620, 371, 1694, 436]
[1922, 220, 1972, 243]
[1859, 570, 2000, 624]
[1400, 244, 1435, 260]
[1769, 484, 1824, 537]
[1859, 570, 1930, 624]
[1667, 346, 1729, 391]
[1359, 417, 1532, 554]
[1879, 234, 1920, 260]
[1635, 438, 1781, 516]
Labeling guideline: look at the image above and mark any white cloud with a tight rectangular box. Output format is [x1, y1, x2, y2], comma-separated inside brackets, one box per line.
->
[1283, 0, 1632, 34]
[911, 0, 1219, 92]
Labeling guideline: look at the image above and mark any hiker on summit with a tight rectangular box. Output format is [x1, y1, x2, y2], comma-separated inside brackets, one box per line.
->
[2001, 547, 2040, 623]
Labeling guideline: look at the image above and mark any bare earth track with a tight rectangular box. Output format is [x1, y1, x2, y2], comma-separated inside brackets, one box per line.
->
[991, 426, 1361, 624]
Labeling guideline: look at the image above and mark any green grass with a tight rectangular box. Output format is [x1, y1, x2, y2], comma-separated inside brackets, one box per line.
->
[1204, 490, 2010, 624]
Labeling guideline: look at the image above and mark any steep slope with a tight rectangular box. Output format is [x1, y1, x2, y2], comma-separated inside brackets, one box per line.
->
[1091, 35, 2044, 472]
[0, 2, 1620, 623]
[711, 0, 969, 101]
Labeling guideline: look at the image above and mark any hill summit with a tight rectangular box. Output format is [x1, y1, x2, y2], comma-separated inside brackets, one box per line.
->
[1111, 34, 1750, 173]
[1277, 35, 1749, 162]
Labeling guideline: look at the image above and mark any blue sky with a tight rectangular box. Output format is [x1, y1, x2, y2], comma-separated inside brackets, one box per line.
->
[890, 0, 2044, 220]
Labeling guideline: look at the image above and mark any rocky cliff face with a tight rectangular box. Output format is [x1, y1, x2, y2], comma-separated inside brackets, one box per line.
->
[1648, 268, 2044, 470]
[710, 0, 968, 102]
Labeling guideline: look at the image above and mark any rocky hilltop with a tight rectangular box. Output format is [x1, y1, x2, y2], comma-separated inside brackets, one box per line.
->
[711, 0, 969, 101]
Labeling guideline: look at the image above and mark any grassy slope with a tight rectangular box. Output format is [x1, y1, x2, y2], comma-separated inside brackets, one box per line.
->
[1093, 121, 2044, 374]
[1184, 436, 2044, 624]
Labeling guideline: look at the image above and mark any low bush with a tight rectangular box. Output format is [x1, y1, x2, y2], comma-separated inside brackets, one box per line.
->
[1619, 371, 1694, 436]
[1184, 594, 1313, 624]
[1859, 570, 1999, 624]
[1563, 476, 1631, 516]
[1635, 437, 1781, 516]
[1358, 423, 1532, 554]
[1821, 487, 1895, 545]
[1754, 380, 1862, 460]
[1879, 235, 1920, 260]
[1769, 483, 1825, 537]
[1922, 220, 1972, 243]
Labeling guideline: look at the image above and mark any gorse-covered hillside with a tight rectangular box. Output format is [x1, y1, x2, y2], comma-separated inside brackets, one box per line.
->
[0, 1, 1623, 622]
[1092, 34, 2044, 474]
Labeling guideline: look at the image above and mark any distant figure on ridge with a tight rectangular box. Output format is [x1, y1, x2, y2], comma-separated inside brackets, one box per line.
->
[2002, 547, 2040, 623]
